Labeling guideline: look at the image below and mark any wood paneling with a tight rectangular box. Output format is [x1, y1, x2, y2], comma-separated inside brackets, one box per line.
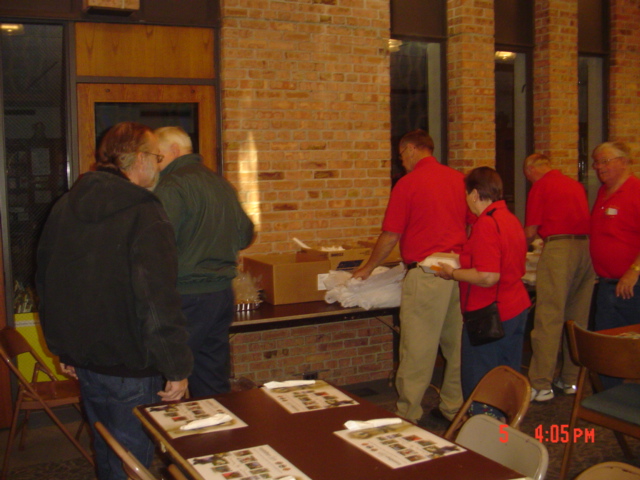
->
[77, 83, 217, 173]
[391, 0, 446, 39]
[75, 23, 215, 79]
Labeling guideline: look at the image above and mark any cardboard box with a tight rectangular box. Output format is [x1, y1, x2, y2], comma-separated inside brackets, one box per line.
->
[242, 253, 331, 305]
[298, 246, 372, 271]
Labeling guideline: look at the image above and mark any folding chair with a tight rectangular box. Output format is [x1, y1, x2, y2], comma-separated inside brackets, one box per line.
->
[95, 421, 157, 480]
[560, 321, 640, 480]
[0, 327, 93, 479]
[444, 365, 531, 440]
[575, 461, 640, 480]
[456, 414, 549, 480]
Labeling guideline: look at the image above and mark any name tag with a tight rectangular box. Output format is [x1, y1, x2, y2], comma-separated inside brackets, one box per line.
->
[605, 207, 618, 216]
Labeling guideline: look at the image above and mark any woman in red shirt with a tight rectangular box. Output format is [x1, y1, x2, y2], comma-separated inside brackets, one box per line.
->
[437, 167, 530, 399]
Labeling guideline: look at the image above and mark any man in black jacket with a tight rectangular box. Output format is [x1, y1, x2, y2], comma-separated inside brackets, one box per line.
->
[37, 122, 193, 480]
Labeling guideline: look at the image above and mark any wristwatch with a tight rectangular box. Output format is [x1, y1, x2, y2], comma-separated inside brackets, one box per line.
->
[631, 264, 640, 273]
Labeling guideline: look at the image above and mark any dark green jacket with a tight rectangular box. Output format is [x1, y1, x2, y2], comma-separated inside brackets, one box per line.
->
[154, 154, 254, 294]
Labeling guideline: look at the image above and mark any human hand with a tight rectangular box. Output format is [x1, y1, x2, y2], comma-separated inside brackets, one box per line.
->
[616, 269, 639, 299]
[158, 379, 189, 401]
[352, 266, 373, 281]
[435, 262, 455, 280]
[60, 363, 78, 379]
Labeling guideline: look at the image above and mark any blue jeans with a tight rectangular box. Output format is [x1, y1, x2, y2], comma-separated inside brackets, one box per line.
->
[461, 308, 528, 399]
[182, 287, 234, 397]
[594, 280, 640, 388]
[76, 369, 162, 480]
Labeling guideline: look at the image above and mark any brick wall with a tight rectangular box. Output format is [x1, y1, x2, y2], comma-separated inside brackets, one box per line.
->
[533, 0, 579, 177]
[609, 0, 640, 175]
[447, 0, 496, 171]
[221, 0, 392, 255]
[230, 318, 394, 386]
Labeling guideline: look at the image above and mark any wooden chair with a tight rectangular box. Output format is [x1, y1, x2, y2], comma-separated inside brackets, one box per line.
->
[95, 421, 157, 480]
[456, 414, 549, 480]
[95, 422, 189, 480]
[0, 327, 93, 479]
[560, 321, 640, 480]
[575, 462, 640, 480]
[443, 365, 531, 440]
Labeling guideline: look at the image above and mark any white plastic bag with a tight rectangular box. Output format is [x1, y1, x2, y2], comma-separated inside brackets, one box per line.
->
[324, 264, 405, 310]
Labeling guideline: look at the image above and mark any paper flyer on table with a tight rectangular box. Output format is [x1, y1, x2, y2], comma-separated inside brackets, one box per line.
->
[188, 444, 312, 480]
[261, 379, 358, 413]
[334, 420, 465, 469]
[144, 398, 247, 438]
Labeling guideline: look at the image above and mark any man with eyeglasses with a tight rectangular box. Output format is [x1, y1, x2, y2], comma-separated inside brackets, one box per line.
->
[37, 122, 193, 479]
[523, 153, 595, 403]
[590, 142, 640, 339]
[153, 126, 254, 397]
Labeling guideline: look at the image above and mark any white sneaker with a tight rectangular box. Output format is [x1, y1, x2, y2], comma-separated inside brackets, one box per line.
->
[553, 379, 577, 395]
[531, 388, 554, 402]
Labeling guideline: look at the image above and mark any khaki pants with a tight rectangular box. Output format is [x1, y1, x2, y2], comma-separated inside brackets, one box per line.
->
[528, 239, 595, 390]
[395, 268, 463, 422]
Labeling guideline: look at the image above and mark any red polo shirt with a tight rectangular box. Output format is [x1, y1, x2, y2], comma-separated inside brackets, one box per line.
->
[382, 157, 468, 264]
[459, 200, 530, 321]
[525, 169, 590, 239]
[590, 175, 640, 279]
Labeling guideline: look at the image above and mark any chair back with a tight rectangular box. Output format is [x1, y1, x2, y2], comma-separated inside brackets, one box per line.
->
[95, 421, 157, 480]
[456, 414, 549, 480]
[444, 365, 530, 440]
[567, 321, 640, 379]
[0, 327, 32, 358]
[0, 327, 60, 384]
[575, 461, 640, 480]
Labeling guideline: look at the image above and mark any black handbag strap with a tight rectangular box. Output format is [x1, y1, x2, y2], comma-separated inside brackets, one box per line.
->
[463, 207, 501, 310]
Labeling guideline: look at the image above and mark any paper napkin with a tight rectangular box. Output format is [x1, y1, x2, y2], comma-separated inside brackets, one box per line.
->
[180, 413, 232, 431]
[344, 418, 403, 431]
[263, 380, 316, 389]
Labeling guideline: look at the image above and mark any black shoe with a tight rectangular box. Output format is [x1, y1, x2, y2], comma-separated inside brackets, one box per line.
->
[430, 407, 446, 420]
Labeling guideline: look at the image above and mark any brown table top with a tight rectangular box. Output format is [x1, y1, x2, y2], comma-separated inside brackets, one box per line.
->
[231, 301, 399, 333]
[135, 387, 522, 480]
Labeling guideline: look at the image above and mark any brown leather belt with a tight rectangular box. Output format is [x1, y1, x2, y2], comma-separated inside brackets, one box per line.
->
[546, 234, 588, 242]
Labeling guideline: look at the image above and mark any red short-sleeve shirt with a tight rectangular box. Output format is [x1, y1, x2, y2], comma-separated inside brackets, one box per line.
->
[459, 200, 531, 321]
[382, 157, 469, 264]
[590, 175, 640, 279]
[525, 169, 590, 239]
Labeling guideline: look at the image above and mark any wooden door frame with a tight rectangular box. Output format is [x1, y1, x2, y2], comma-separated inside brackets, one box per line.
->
[77, 83, 217, 174]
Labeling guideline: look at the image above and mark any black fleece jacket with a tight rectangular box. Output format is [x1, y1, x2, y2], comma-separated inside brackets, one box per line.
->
[36, 171, 193, 380]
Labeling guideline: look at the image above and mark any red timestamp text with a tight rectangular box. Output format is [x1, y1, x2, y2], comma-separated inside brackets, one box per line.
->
[534, 424, 595, 443]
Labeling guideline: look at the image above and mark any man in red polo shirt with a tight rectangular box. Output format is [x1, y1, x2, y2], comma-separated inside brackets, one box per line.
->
[353, 130, 468, 425]
[523, 153, 595, 402]
[590, 142, 640, 331]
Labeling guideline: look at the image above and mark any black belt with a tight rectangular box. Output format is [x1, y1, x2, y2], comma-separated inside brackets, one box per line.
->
[406, 262, 418, 270]
[546, 234, 588, 242]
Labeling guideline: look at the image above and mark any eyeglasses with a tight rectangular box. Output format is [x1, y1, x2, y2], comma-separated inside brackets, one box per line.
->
[592, 156, 621, 168]
[141, 151, 164, 164]
[399, 145, 411, 158]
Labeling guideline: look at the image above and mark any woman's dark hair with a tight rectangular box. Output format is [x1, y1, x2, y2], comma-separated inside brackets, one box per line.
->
[465, 166, 503, 202]
[96, 122, 153, 173]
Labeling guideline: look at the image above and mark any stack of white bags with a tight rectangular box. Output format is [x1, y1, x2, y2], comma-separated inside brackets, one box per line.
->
[323, 264, 405, 310]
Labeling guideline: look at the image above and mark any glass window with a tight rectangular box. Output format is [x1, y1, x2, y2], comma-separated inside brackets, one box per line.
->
[1, 23, 67, 313]
[390, 40, 444, 183]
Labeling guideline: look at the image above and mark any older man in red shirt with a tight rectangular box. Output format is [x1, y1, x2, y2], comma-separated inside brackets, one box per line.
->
[354, 130, 468, 424]
[590, 142, 640, 332]
[523, 153, 595, 403]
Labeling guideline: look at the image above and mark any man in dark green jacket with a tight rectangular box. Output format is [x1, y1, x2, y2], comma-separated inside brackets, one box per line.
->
[154, 126, 254, 396]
